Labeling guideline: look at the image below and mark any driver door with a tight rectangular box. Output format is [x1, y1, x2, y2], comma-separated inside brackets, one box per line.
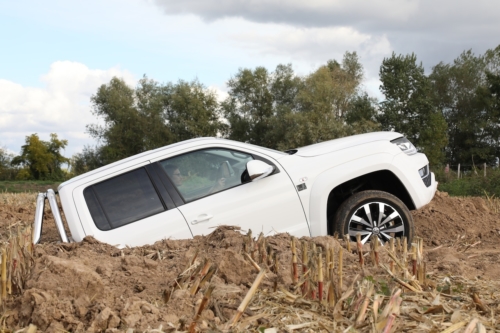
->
[158, 148, 310, 237]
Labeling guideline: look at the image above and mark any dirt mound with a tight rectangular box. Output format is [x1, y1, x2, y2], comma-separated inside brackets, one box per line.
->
[413, 191, 500, 246]
[5, 228, 354, 332]
[1, 192, 500, 331]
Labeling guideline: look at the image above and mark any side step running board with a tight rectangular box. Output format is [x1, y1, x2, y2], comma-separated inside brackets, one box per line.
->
[33, 189, 69, 244]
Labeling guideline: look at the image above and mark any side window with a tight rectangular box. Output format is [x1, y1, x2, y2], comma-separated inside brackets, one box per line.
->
[84, 168, 165, 230]
[159, 149, 254, 202]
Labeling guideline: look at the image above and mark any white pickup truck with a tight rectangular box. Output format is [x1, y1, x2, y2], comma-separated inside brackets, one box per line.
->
[34, 132, 436, 248]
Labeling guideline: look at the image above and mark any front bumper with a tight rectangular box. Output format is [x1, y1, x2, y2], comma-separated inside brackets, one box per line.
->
[391, 152, 437, 210]
[421, 171, 438, 206]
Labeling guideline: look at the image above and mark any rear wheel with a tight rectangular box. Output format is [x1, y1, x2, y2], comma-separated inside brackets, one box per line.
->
[332, 190, 414, 245]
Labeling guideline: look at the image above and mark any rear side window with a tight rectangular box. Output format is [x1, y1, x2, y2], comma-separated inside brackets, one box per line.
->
[83, 168, 165, 230]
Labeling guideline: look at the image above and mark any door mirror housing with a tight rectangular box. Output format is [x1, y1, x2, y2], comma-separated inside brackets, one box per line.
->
[246, 160, 274, 182]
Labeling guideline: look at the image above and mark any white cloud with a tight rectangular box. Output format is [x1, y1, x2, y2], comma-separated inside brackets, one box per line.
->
[208, 84, 229, 103]
[230, 26, 367, 56]
[228, 24, 391, 70]
[0, 61, 135, 156]
[153, 0, 500, 72]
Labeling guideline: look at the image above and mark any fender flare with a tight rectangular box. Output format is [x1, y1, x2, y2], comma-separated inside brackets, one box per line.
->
[308, 153, 397, 236]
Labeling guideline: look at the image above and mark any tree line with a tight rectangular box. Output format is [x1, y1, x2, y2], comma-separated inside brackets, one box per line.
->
[1, 45, 499, 181]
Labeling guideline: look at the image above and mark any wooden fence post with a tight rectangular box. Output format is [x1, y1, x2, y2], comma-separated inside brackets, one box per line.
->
[458, 163, 460, 179]
[484, 163, 486, 178]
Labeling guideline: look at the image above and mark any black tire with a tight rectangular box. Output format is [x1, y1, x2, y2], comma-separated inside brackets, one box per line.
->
[332, 190, 414, 245]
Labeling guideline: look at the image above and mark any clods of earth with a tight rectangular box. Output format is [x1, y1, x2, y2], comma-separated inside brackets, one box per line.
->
[1, 191, 500, 332]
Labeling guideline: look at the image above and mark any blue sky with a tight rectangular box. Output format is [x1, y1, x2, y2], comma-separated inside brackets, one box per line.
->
[1, 0, 498, 158]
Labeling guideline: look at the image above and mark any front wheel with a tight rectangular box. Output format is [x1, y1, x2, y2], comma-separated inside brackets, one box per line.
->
[332, 190, 414, 245]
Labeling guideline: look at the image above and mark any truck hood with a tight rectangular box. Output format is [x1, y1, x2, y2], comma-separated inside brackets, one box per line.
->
[294, 132, 402, 157]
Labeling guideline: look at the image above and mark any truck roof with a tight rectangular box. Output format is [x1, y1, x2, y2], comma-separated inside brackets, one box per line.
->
[58, 137, 215, 191]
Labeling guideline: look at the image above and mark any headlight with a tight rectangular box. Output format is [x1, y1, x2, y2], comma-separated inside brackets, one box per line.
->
[391, 137, 417, 155]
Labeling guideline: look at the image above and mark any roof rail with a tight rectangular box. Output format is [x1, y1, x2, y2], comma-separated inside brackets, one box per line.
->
[33, 189, 69, 244]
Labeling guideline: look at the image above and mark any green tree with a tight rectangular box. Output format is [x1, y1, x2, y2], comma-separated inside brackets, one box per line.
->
[223, 53, 377, 150]
[344, 93, 381, 135]
[11, 133, 69, 180]
[222, 63, 310, 149]
[298, 52, 364, 120]
[0, 146, 10, 169]
[486, 71, 500, 113]
[291, 65, 349, 146]
[430, 46, 500, 165]
[136, 77, 175, 150]
[70, 145, 105, 176]
[222, 66, 276, 147]
[483, 71, 500, 159]
[162, 79, 222, 141]
[325, 51, 364, 118]
[379, 53, 448, 165]
[83, 76, 223, 171]
[345, 93, 378, 124]
[87, 77, 147, 165]
[0, 146, 15, 180]
[286, 52, 368, 148]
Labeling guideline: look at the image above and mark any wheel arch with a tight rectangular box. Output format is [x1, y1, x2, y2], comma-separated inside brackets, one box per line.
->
[326, 170, 415, 235]
[308, 153, 415, 236]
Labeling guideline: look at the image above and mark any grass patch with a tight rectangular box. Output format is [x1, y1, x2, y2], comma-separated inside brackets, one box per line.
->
[434, 166, 500, 197]
[0, 181, 61, 193]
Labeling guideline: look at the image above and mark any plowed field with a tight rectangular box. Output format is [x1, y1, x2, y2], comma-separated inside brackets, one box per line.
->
[1, 191, 499, 332]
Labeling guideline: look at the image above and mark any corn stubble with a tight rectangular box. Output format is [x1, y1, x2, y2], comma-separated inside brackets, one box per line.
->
[0, 225, 34, 306]
[227, 231, 497, 332]
[0, 224, 36, 332]
[1, 220, 497, 332]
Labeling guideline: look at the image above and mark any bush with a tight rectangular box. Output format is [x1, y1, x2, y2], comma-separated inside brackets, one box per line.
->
[433, 165, 500, 196]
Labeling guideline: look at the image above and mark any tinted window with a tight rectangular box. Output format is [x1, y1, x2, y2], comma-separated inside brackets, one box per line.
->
[159, 149, 254, 202]
[83, 188, 109, 230]
[84, 168, 165, 230]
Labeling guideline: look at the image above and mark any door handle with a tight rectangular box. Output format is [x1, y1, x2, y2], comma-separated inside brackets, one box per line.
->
[191, 214, 214, 225]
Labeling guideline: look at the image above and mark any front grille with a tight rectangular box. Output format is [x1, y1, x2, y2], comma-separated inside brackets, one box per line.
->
[422, 172, 432, 187]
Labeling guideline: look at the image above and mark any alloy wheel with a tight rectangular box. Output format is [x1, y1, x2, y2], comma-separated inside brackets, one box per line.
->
[347, 201, 405, 244]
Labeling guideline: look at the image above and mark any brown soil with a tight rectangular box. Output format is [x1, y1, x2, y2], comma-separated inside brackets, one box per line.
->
[413, 191, 500, 280]
[1, 191, 500, 332]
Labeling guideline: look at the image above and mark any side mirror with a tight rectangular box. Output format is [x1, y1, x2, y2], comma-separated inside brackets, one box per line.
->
[246, 160, 274, 182]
